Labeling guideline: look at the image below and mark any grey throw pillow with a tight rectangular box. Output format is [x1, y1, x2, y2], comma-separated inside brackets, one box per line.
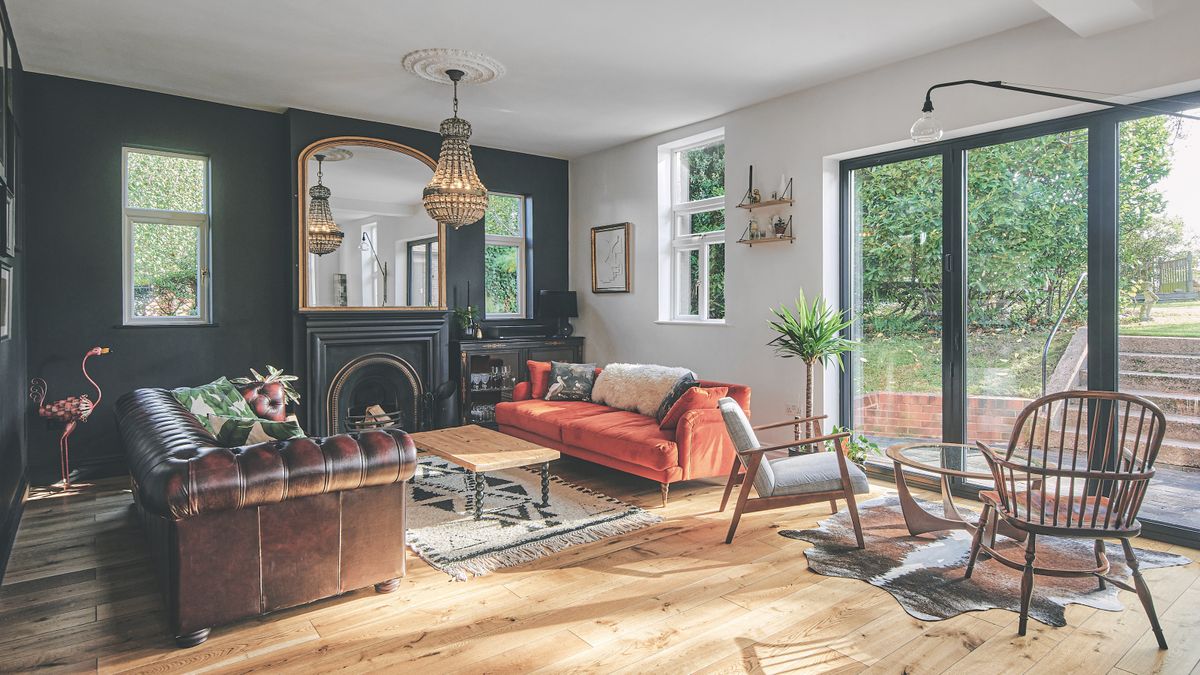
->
[545, 362, 597, 401]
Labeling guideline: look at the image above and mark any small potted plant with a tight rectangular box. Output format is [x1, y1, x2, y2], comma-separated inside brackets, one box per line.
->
[453, 305, 479, 339]
[825, 425, 880, 468]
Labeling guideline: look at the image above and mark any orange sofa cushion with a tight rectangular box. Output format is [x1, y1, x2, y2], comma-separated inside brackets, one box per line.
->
[659, 386, 729, 430]
[494, 399, 620, 442]
[562, 411, 679, 472]
[527, 361, 552, 399]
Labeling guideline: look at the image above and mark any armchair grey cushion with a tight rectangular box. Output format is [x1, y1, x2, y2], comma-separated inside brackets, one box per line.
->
[718, 397, 869, 499]
[767, 452, 869, 497]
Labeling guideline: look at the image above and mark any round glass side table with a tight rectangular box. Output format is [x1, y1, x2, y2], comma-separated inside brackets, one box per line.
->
[885, 441, 1024, 541]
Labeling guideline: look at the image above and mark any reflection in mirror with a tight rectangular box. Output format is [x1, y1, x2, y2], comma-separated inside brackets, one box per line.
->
[302, 140, 441, 309]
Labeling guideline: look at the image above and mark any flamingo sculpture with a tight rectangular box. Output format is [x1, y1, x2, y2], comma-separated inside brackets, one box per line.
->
[29, 347, 111, 490]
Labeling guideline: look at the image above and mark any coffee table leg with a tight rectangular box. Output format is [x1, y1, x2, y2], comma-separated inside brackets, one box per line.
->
[540, 462, 551, 507]
[473, 471, 484, 521]
[894, 460, 972, 536]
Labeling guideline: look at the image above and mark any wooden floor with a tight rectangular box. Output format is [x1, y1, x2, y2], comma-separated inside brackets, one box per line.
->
[1, 459, 1198, 674]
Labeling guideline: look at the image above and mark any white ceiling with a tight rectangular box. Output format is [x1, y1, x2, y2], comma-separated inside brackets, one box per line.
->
[8, 0, 1113, 158]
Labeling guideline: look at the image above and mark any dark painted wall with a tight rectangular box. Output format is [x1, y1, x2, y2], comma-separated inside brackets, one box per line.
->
[22, 76, 570, 485]
[0, 0, 27, 581]
[24, 74, 292, 483]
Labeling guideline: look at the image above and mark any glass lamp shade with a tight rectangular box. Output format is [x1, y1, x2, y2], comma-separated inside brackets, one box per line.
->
[910, 111, 944, 143]
[423, 116, 488, 228]
[306, 182, 344, 256]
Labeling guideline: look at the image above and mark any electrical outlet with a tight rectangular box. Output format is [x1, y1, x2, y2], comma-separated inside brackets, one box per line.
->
[784, 404, 802, 416]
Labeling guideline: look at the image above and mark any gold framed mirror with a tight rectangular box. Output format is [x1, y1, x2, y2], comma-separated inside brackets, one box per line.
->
[297, 136, 446, 311]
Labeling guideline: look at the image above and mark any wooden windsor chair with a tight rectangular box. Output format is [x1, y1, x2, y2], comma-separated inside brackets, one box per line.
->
[966, 390, 1169, 649]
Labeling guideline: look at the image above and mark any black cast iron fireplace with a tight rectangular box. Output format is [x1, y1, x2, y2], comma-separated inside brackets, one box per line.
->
[327, 354, 423, 433]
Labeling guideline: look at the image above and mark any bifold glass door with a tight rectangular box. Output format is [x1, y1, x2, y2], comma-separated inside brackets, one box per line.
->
[843, 92, 1200, 543]
[1117, 109, 1200, 532]
[964, 129, 1089, 480]
[848, 156, 944, 453]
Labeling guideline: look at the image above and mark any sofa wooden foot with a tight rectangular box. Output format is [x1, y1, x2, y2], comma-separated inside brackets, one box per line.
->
[175, 628, 210, 648]
[660, 482, 669, 508]
[375, 578, 401, 593]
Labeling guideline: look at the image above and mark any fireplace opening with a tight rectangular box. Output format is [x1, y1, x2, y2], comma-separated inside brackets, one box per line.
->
[327, 354, 423, 433]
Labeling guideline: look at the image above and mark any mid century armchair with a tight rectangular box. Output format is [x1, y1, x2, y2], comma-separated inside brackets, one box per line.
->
[717, 398, 868, 546]
[968, 390, 1169, 649]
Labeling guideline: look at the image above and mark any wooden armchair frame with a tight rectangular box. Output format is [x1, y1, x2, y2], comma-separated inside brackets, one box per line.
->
[719, 414, 865, 547]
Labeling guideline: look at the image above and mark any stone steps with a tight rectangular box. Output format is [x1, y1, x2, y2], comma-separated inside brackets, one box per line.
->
[1117, 370, 1200, 395]
[1118, 335, 1200, 355]
[1120, 352, 1200, 375]
[1121, 389, 1200, 417]
[1164, 414, 1200, 443]
[1158, 438, 1200, 469]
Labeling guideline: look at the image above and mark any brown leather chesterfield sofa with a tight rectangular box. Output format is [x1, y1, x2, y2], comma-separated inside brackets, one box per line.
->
[115, 388, 417, 648]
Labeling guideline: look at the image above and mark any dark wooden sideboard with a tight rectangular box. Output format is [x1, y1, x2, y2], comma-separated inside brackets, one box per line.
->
[455, 336, 585, 426]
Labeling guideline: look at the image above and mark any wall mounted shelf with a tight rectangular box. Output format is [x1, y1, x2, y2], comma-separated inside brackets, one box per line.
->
[737, 235, 794, 246]
[737, 198, 793, 211]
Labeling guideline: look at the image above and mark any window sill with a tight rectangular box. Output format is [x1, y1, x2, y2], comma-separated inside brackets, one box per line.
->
[114, 322, 220, 329]
[655, 319, 729, 327]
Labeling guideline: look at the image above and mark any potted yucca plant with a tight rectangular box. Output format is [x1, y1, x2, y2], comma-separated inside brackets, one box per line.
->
[767, 292, 855, 441]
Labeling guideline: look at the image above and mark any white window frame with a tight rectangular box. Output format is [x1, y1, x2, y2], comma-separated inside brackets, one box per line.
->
[659, 130, 726, 323]
[121, 147, 211, 326]
[484, 192, 527, 319]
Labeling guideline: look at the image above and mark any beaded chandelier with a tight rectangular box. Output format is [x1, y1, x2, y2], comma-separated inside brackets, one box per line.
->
[423, 69, 488, 228]
[306, 154, 344, 255]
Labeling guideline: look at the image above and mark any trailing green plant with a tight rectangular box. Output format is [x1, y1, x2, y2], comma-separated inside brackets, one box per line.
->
[230, 365, 301, 404]
[825, 425, 880, 465]
[767, 292, 856, 437]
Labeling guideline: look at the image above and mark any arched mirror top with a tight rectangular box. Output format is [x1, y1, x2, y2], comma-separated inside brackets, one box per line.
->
[298, 136, 445, 311]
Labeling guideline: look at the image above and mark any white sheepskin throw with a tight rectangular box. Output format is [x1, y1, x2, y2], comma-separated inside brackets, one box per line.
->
[591, 363, 695, 417]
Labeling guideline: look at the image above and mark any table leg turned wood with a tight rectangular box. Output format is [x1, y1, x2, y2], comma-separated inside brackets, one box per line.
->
[540, 462, 551, 507]
[472, 471, 484, 520]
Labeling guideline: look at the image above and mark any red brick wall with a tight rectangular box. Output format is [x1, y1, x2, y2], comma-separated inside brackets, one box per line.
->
[857, 392, 1030, 444]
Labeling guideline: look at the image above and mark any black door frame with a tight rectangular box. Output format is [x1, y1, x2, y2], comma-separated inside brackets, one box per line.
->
[839, 89, 1200, 546]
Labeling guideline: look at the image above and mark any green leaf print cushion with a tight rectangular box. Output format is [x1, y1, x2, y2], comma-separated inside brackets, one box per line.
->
[171, 377, 257, 434]
[207, 414, 307, 447]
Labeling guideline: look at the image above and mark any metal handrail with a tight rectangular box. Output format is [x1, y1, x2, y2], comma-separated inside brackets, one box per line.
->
[1042, 271, 1088, 397]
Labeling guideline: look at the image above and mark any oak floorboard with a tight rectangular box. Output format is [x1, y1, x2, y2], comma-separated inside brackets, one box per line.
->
[0, 464, 1195, 674]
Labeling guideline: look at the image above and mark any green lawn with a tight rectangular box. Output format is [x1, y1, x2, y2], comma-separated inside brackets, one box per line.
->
[1120, 299, 1200, 337]
[859, 328, 1073, 398]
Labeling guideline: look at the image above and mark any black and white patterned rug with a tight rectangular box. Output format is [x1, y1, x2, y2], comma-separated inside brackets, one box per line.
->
[408, 457, 662, 580]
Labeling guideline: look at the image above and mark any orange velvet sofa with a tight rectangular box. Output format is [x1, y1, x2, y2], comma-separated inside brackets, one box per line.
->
[495, 369, 750, 505]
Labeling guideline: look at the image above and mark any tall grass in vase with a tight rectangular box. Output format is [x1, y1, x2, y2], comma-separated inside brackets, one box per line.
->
[767, 292, 855, 442]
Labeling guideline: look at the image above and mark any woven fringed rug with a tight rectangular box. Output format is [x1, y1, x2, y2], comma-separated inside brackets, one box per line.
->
[408, 457, 661, 580]
[780, 496, 1191, 627]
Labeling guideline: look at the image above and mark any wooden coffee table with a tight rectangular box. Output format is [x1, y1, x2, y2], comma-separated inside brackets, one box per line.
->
[407, 425, 560, 520]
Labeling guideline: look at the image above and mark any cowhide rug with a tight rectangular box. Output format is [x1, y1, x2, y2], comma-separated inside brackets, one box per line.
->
[779, 496, 1191, 627]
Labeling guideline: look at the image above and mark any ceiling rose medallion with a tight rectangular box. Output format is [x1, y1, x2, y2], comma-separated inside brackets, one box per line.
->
[404, 49, 504, 228]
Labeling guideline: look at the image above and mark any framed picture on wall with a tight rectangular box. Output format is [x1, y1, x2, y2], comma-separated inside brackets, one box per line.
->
[0, 262, 11, 340]
[591, 222, 631, 293]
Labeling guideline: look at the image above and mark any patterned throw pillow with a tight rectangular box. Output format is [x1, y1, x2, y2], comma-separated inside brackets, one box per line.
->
[545, 362, 598, 401]
[655, 373, 699, 423]
[207, 414, 307, 447]
[172, 377, 256, 433]
[659, 386, 730, 430]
